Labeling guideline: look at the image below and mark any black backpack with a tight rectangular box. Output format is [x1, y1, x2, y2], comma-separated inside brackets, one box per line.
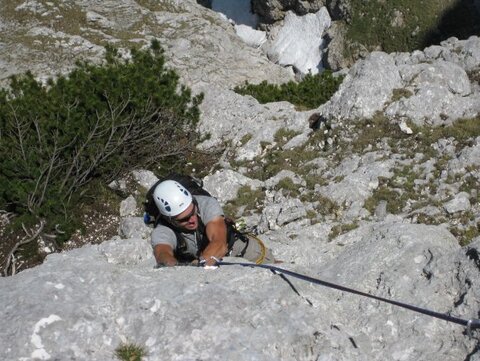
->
[143, 173, 212, 226]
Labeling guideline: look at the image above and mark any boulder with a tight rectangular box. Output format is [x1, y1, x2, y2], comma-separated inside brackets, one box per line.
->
[131, 170, 159, 190]
[320, 37, 480, 126]
[444, 192, 472, 214]
[385, 60, 480, 126]
[119, 196, 138, 217]
[119, 217, 152, 240]
[319, 52, 402, 121]
[197, 86, 309, 160]
[203, 169, 264, 204]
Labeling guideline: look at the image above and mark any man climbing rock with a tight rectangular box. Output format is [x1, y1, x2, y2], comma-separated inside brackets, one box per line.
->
[149, 178, 275, 267]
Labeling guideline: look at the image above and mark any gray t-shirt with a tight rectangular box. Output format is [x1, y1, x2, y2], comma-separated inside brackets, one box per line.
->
[150, 195, 224, 256]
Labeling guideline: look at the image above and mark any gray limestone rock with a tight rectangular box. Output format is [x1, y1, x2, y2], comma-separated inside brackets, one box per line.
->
[108, 179, 128, 193]
[448, 137, 480, 173]
[131, 170, 159, 190]
[0, 0, 293, 90]
[258, 195, 307, 231]
[234, 24, 267, 48]
[119, 217, 152, 240]
[276, 197, 308, 225]
[385, 60, 480, 126]
[374, 200, 388, 220]
[319, 52, 402, 121]
[316, 152, 395, 209]
[197, 86, 309, 160]
[282, 130, 311, 149]
[398, 61, 471, 96]
[119, 195, 138, 217]
[428, 36, 480, 73]
[320, 37, 480, 126]
[1, 223, 477, 361]
[264, 170, 306, 189]
[323, 21, 352, 71]
[203, 169, 264, 204]
[2, 2, 480, 360]
[444, 192, 472, 214]
[386, 85, 480, 126]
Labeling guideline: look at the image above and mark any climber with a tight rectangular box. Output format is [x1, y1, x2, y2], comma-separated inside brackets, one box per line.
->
[149, 178, 275, 268]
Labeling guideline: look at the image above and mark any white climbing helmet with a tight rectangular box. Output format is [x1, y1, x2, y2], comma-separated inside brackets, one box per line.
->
[153, 180, 193, 217]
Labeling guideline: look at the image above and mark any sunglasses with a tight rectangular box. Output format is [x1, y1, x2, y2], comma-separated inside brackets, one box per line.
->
[173, 203, 197, 224]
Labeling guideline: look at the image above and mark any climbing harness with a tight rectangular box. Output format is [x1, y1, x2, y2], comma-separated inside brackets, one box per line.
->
[215, 260, 480, 337]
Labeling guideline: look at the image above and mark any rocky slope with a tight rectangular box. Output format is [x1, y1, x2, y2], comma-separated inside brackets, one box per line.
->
[1, 1, 480, 361]
[0, 0, 292, 90]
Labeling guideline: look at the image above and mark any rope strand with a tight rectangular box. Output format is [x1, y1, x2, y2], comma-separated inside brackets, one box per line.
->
[217, 260, 480, 335]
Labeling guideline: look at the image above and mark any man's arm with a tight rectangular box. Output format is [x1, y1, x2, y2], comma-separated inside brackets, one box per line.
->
[153, 244, 178, 266]
[200, 216, 228, 266]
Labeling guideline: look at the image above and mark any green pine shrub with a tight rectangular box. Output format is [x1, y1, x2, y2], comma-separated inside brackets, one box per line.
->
[0, 40, 203, 246]
[234, 71, 343, 110]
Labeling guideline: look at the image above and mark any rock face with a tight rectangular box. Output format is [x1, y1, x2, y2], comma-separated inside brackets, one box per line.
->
[197, 85, 310, 159]
[0, 0, 293, 90]
[1, 224, 478, 360]
[319, 37, 480, 126]
[320, 51, 403, 121]
[1, 1, 480, 361]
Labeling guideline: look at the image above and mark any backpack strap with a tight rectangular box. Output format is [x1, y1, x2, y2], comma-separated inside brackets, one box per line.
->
[225, 218, 249, 258]
[159, 211, 209, 263]
[156, 211, 249, 262]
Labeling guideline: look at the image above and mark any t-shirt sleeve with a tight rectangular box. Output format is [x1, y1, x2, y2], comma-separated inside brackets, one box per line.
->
[151, 225, 178, 248]
[196, 195, 224, 225]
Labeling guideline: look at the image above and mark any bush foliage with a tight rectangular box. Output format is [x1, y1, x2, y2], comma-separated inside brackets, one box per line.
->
[0, 40, 202, 243]
[234, 71, 343, 110]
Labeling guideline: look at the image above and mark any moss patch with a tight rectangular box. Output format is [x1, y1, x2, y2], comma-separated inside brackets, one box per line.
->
[328, 222, 359, 241]
[223, 185, 266, 218]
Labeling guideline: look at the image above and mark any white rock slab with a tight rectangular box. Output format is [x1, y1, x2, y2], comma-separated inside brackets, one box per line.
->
[265, 8, 331, 74]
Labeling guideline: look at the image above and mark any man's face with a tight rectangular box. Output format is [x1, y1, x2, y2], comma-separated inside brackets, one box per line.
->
[172, 202, 198, 231]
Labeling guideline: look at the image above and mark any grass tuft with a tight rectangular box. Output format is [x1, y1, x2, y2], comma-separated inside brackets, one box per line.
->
[115, 343, 147, 361]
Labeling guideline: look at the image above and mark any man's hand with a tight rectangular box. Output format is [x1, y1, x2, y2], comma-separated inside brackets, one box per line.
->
[153, 244, 178, 267]
[201, 216, 228, 266]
